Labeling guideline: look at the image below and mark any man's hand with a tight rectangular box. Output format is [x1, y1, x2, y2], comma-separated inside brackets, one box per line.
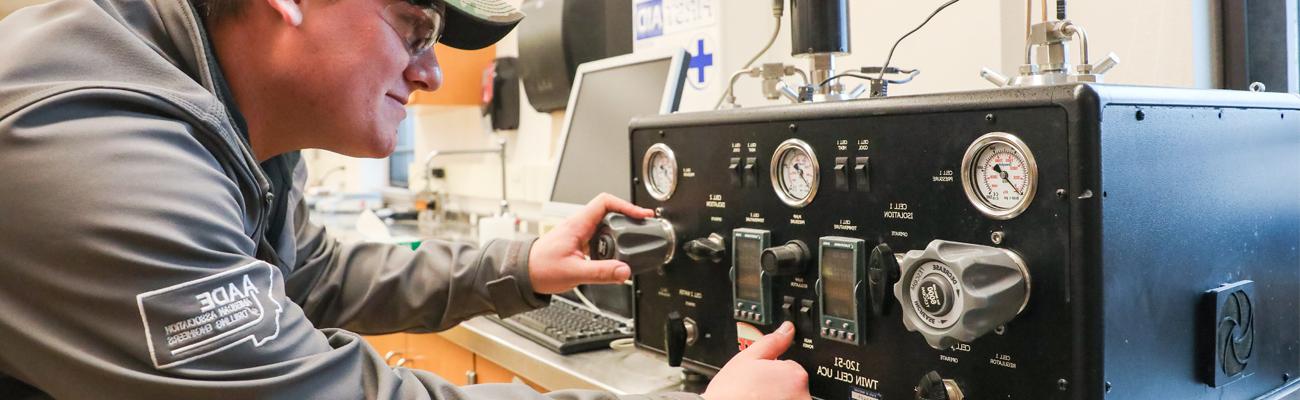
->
[702, 322, 811, 400]
[528, 193, 655, 294]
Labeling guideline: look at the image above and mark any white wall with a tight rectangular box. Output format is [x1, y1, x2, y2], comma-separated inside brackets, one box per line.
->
[307, 0, 1224, 215]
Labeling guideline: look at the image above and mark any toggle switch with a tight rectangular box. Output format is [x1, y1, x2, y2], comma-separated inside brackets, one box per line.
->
[834, 157, 849, 191]
[853, 156, 870, 192]
[743, 157, 758, 187]
[728, 157, 742, 187]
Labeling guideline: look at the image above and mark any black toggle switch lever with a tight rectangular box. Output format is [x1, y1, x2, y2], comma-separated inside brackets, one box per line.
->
[761, 240, 811, 276]
[665, 311, 687, 367]
[589, 213, 677, 275]
[684, 233, 726, 263]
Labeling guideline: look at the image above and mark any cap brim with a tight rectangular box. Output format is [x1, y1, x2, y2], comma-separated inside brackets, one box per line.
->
[439, 0, 525, 50]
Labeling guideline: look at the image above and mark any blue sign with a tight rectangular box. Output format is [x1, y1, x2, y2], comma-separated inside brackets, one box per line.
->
[634, 0, 664, 40]
[688, 38, 714, 84]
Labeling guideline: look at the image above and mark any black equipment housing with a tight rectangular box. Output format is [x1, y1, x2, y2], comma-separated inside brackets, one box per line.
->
[628, 84, 1300, 399]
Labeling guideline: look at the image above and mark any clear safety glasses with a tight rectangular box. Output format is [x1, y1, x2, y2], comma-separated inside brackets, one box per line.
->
[380, 0, 446, 58]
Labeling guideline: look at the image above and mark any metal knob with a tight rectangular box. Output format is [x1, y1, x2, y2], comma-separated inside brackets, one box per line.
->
[892, 240, 1030, 350]
[916, 371, 965, 400]
[760, 240, 810, 276]
[684, 233, 727, 263]
[589, 212, 676, 275]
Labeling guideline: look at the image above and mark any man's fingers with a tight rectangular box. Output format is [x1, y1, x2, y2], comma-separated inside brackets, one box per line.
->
[733, 321, 795, 361]
[579, 193, 654, 225]
[572, 259, 633, 284]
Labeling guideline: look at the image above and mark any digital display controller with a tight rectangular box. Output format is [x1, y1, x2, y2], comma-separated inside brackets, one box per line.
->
[821, 246, 856, 318]
[734, 237, 762, 301]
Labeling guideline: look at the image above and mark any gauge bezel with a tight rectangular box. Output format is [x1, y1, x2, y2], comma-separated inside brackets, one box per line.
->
[641, 143, 678, 201]
[960, 132, 1039, 220]
[769, 139, 820, 208]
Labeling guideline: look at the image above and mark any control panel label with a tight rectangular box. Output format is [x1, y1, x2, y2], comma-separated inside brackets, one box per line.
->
[990, 353, 1018, 369]
[832, 219, 858, 231]
[682, 167, 696, 178]
[884, 202, 914, 220]
[932, 169, 955, 182]
[745, 212, 765, 223]
[706, 194, 726, 208]
[815, 361, 880, 391]
[791, 214, 805, 225]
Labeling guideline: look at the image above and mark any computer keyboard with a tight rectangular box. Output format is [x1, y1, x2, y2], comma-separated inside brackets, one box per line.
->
[490, 298, 632, 355]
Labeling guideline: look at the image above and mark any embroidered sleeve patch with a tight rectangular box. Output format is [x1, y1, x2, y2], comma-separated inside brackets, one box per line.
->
[136, 261, 284, 369]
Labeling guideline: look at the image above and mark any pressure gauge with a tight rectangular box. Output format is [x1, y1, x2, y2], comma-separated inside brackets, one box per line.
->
[642, 143, 678, 201]
[770, 139, 819, 208]
[961, 132, 1038, 220]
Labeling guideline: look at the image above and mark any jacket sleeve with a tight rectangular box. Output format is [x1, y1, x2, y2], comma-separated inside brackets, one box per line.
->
[0, 92, 700, 400]
[284, 155, 550, 333]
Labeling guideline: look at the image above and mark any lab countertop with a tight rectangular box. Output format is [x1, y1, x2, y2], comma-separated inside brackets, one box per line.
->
[311, 209, 697, 395]
[440, 317, 690, 395]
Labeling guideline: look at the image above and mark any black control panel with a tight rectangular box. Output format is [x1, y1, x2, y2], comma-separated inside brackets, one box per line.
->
[627, 84, 1300, 399]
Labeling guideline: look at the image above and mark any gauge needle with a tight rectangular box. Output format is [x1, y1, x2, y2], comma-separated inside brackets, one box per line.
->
[992, 164, 1024, 195]
[793, 163, 811, 186]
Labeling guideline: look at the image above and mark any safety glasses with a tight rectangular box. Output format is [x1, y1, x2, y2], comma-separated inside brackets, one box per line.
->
[380, 0, 446, 57]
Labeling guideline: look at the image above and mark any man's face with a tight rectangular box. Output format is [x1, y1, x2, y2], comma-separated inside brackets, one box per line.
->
[266, 0, 442, 158]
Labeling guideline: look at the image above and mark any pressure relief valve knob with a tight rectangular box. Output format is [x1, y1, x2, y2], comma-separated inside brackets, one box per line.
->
[589, 212, 676, 275]
[893, 240, 1030, 350]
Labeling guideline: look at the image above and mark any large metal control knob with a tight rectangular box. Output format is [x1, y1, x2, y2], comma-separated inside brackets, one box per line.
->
[892, 240, 1030, 349]
[761, 240, 810, 276]
[589, 213, 676, 275]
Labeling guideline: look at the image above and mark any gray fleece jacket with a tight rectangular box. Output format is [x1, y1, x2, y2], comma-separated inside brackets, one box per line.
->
[0, 1, 698, 399]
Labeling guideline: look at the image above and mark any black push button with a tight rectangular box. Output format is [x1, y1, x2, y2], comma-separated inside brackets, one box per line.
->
[853, 156, 870, 192]
[834, 157, 849, 191]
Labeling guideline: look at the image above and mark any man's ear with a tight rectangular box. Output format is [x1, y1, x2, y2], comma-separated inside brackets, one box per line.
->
[266, 0, 304, 26]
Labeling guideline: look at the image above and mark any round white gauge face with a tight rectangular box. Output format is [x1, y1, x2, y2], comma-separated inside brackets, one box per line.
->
[769, 139, 819, 208]
[962, 132, 1038, 219]
[779, 149, 817, 201]
[642, 144, 677, 201]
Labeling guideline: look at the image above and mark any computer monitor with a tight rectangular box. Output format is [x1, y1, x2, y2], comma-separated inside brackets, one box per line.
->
[543, 49, 689, 218]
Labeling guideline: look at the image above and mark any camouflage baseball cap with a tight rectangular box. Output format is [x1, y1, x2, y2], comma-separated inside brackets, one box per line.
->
[439, 0, 525, 50]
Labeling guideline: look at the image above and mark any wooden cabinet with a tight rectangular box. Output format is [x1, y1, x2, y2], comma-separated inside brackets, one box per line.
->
[362, 333, 407, 366]
[474, 355, 548, 392]
[408, 44, 496, 106]
[406, 332, 475, 385]
[363, 333, 547, 392]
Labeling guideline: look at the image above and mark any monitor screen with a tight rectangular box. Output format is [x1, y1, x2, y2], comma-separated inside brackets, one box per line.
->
[549, 54, 685, 206]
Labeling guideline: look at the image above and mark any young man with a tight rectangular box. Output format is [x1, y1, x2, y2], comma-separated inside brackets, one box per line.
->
[0, 0, 810, 399]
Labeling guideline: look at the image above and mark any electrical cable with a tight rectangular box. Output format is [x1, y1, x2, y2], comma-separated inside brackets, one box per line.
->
[877, 0, 964, 81]
[819, 68, 919, 88]
[608, 338, 636, 351]
[571, 287, 601, 314]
